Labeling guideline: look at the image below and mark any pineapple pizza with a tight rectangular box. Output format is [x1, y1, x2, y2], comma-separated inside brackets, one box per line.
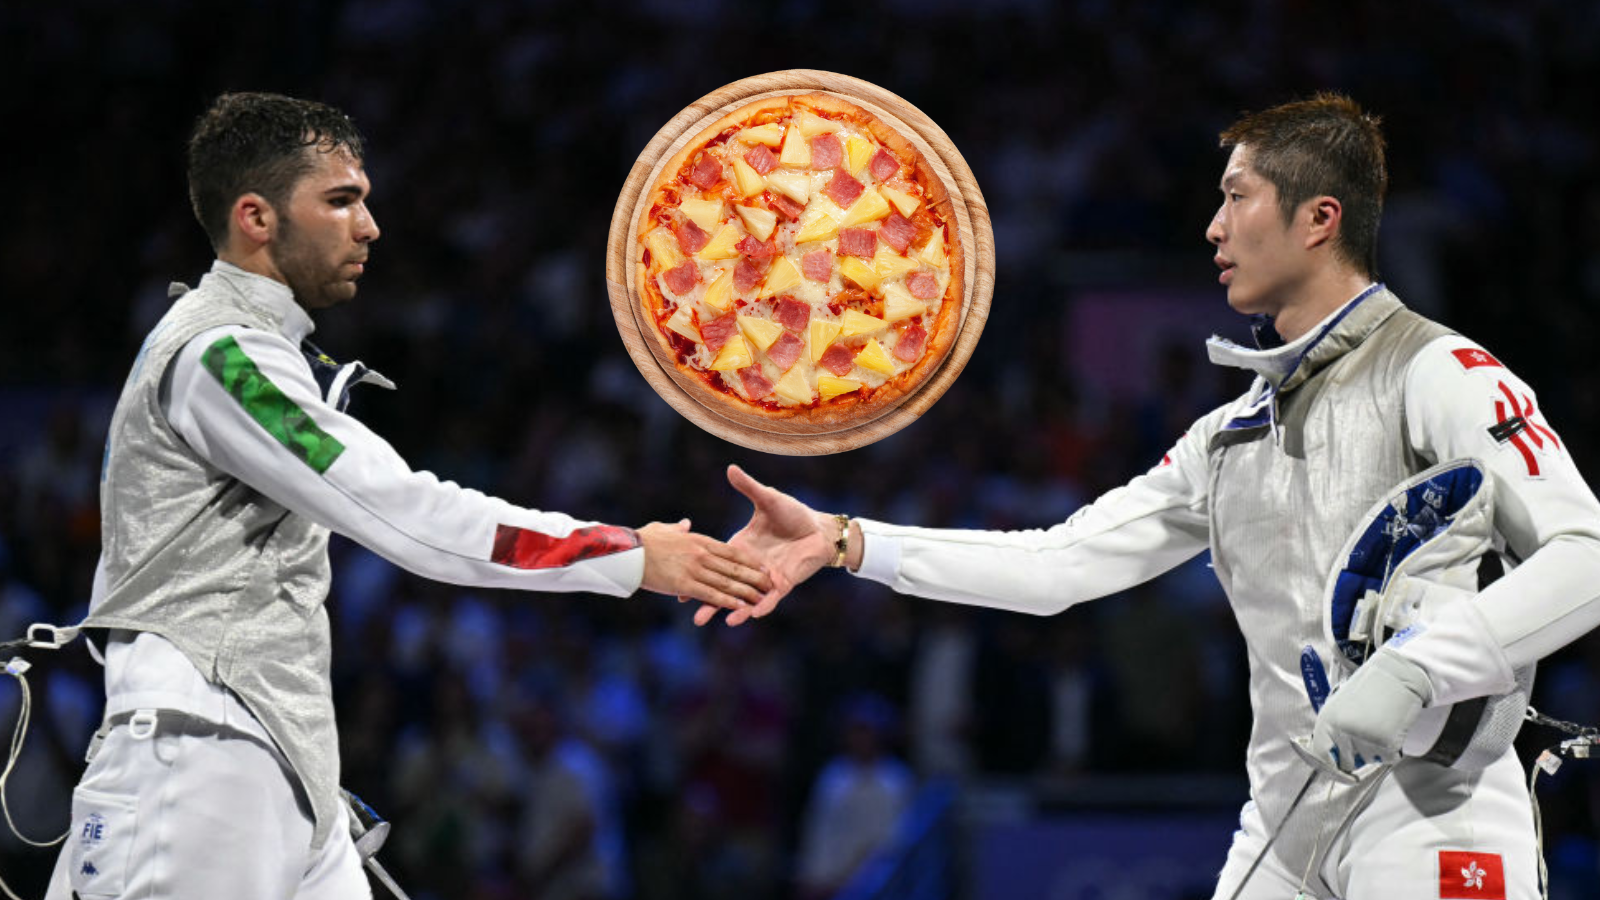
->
[636, 92, 964, 427]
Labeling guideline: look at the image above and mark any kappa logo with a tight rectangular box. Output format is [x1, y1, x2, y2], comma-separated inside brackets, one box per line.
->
[1438, 849, 1505, 899]
[80, 812, 107, 849]
[81, 860, 99, 877]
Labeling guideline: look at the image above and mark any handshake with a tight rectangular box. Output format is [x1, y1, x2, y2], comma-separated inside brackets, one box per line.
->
[638, 465, 851, 626]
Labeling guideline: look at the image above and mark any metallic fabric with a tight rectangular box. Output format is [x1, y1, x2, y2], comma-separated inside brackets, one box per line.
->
[1204, 289, 1479, 882]
[90, 269, 343, 848]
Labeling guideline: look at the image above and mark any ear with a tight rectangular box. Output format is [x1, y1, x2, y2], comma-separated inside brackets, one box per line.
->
[1303, 196, 1342, 251]
[230, 193, 276, 249]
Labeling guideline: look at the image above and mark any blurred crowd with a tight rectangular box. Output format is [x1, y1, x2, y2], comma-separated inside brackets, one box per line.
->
[2, 1, 1598, 898]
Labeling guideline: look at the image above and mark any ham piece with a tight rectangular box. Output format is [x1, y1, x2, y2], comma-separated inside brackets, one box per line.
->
[700, 313, 740, 352]
[738, 365, 774, 399]
[766, 332, 804, 372]
[906, 272, 939, 300]
[662, 261, 699, 295]
[802, 249, 834, 282]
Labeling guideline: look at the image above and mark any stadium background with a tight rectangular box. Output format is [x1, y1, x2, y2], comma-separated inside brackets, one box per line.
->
[2, 2, 1597, 898]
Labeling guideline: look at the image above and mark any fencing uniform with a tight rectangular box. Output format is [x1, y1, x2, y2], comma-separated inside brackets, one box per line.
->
[47, 260, 645, 899]
[851, 286, 1600, 898]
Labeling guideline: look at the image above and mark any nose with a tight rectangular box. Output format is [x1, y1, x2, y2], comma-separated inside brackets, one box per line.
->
[355, 203, 380, 243]
[1206, 205, 1225, 246]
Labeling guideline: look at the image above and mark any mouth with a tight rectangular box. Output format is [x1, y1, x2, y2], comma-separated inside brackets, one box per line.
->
[1215, 256, 1235, 285]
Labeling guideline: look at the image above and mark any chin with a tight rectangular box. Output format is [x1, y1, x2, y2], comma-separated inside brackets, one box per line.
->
[1224, 288, 1271, 318]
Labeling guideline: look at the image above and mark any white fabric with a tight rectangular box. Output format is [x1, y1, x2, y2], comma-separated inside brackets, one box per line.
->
[853, 398, 1219, 613]
[43, 718, 369, 900]
[851, 299, 1600, 898]
[854, 330, 1600, 696]
[1312, 649, 1431, 772]
[163, 266, 644, 597]
[102, 632, 272, 746]
[78, 259, 647, 882]
[96, 258, 646, 769]
[1212, 750, 1537, 899]
[1398, 335, 1600, 687]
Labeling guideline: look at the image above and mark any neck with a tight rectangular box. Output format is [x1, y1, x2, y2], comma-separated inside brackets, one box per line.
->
[218, 245, 285, 286]
[1271, 269, 1374, 342]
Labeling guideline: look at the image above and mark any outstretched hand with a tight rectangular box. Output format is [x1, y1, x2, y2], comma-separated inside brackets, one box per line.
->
[693, 465, 839, 627]
[639, 519, 771, 612]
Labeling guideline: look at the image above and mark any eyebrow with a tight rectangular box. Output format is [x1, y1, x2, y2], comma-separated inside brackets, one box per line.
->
[323, 184, 366, 199]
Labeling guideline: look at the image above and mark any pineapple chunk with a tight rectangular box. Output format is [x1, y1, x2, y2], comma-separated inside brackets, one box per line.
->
[702, 268, 734, 310]
[741, 124, 784, 147]
[879, 184, 920, 217]
[794, 212, 840, 245]
[854, 338, 896, 375]
[679, 198, 723, 233]
[765, 171, 812, 204]
[838, 258, 881, 291]
[840, 188, 892, 227]
[734, 206, 778, 242]
[796, 111, 841, 137]
[778, 126, 811, 167]
[731, 157, 766, 198]
[872, 246, 920, 279]
[665, 305, 701, 343]
[845, 137, 875, 175]
[810, 320, 843, 361]
[882, 284, 924, 322]
[773, 366, 814, 404]
[918, 229, 948, 267]
[817, 374, 862, 402]
[839, 309, 886, 338]
[759, 256, 801, 297]
[698, 224, 745, 260]
[737, 314, 785, 352]
[708, 334, 752, 371]
[645, 229, 683, 268]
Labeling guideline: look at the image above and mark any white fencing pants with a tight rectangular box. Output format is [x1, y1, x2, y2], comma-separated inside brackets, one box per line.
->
[43, 713, 369, 900]
[1213, 750, 1538, 900]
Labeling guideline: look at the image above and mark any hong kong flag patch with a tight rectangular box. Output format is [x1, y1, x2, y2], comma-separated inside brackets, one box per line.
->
[1451, 347, 1503, 371]
[1438, 850, 1505, 899]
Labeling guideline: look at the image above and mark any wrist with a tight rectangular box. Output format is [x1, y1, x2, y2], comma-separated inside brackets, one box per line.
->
[827, 513, 850, 567]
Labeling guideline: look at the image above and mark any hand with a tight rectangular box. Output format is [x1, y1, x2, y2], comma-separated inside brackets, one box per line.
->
[638, 519, 771, 611]
[1310, 648, 1432, 774]
[693, 465, 840, 627]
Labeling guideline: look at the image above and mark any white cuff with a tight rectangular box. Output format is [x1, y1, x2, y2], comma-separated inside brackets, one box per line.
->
[852, 518, 903, 586]
[1388, 600, 1517, 706]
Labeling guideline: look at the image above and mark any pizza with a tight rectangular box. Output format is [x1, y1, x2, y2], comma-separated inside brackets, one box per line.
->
[635, 92, 964, 429]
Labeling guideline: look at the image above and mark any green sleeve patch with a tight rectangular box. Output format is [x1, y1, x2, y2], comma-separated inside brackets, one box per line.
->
[201, 335, 346, 474]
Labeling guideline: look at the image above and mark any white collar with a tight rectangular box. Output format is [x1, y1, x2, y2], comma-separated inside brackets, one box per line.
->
[1204, 283, 1380, 381]
[207, 260, 316, 345]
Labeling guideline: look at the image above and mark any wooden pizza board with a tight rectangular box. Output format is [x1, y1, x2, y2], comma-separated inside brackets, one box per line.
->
[605, 69, 995, 455]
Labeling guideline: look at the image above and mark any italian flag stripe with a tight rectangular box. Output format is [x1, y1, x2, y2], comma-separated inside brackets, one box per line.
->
[202, 335, 346, 474]
[490, 524, 640, 570]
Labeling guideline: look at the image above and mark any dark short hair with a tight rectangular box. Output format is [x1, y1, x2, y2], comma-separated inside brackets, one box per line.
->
[186, 92, 366, 250]
[1220, 93, 1387, 278]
